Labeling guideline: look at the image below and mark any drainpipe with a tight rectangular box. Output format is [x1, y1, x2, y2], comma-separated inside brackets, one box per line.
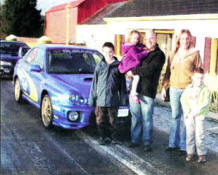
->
[65, 3, 71, 45]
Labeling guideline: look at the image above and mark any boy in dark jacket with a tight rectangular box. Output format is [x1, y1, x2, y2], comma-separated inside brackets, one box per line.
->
[89, 42, 128, 145]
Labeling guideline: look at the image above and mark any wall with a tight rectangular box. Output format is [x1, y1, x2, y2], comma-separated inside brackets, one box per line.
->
[45, 8, 78, 44]
[76, 24, 109, 51]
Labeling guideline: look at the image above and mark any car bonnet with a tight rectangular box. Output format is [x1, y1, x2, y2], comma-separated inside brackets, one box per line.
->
[49, 74, 93, 97]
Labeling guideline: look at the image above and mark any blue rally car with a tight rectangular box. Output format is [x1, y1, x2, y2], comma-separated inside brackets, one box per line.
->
[13, 44, 104, 129]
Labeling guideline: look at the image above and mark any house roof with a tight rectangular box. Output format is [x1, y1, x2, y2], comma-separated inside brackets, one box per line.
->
[83, 1, 128, 24]
[106, 0, 218, 18]
[46, 0, 86, 14]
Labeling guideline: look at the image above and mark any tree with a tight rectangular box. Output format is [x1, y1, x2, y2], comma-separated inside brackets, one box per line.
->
[2, 0, 42, 37]
[0, 3, 6, 38]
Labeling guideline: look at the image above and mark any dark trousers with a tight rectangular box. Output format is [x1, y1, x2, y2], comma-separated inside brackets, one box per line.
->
[95, 106, 118, 138]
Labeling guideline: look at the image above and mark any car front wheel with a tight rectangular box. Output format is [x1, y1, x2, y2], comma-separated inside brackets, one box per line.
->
[14, 78, 23, 103]
[41, 94, 53, 128]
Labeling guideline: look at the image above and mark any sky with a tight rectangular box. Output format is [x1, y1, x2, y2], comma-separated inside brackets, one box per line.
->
[0, 0, 74, 15]
[37, 0, 74, 15]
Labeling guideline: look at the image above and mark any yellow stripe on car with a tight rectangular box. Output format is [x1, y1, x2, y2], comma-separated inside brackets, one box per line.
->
[53, 115, 59, 119]
[52, 105, 61, 112]
[17, 69, 38, 102]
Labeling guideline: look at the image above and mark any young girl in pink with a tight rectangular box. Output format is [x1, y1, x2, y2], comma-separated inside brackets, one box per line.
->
[118, 30, 148, 103]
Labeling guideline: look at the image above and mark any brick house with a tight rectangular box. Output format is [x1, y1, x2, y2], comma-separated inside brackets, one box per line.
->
[45, 0, 127, 44]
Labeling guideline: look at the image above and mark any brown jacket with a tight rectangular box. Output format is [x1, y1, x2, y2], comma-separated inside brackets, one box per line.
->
[162, 49, 202, 89]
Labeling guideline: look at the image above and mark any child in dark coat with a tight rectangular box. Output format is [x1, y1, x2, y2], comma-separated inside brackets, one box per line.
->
[89, 42, 128, 145]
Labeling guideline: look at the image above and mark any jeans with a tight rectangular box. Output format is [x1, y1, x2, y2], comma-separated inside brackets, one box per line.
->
[130, 94, 154, 145]
[169, 87, 186, 150]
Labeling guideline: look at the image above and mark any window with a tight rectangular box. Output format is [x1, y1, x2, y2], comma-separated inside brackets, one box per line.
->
[0, 42, 27, 56]
[153, 29, 174, 94]
[47, 48, 102, 74]
[154, 30, 174, 60]
[32, 48, 44, 69]
[25, 48, 38, 63]
[93, 53, 101, 64]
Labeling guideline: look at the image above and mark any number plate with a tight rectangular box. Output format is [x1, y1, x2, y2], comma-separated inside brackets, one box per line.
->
[117, 108, 129, 117]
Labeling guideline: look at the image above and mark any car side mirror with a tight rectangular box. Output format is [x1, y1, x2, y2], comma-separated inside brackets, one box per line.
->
[30, 64, 41, 72]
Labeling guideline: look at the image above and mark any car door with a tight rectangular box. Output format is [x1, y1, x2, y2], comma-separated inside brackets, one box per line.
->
[28, 48, 46, 104]
[17, 48, 36, 97]
[21, 48, 45, 104]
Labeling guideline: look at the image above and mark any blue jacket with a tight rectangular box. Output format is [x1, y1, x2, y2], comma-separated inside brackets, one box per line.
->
[89, 57, 128, 107]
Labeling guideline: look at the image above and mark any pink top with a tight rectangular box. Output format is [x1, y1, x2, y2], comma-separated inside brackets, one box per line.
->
[118, 43, 148, 73]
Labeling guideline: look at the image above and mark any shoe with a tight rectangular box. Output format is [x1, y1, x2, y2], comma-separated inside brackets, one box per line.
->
[110, 133, 121, 145]
[99, 137, 106, 145]
[165, 147, 180, 152]
[128, 142, 140, 148]
[143, 145, 153, 152]
[99, 137, 111, 145]
[179, 150, 187, 156]
[111, 138, 121, 145]
[186, 154, 194, 162]
[197, 155, 207, 163]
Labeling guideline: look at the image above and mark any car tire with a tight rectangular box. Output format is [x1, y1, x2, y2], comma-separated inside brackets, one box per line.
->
[41, 94, 53, 128]
[14, 78, 23, 103]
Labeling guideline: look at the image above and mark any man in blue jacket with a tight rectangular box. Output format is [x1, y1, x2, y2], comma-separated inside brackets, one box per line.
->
[127, 30, 165, 151]
[89, 42, 128, 145]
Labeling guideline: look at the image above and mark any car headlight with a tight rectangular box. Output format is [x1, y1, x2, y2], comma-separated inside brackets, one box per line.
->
[70, 95, 88, 105]
[51, 94, 71, 104]
[52, 94, 88, 105]
[70, 94, 79, 102]
[68, 111, 79, 121]
[0, 60, 12, 66]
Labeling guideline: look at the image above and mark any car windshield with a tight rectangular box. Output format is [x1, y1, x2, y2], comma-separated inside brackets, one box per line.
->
[47, 48, 102, 74]
[0, 42, 27, 56]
